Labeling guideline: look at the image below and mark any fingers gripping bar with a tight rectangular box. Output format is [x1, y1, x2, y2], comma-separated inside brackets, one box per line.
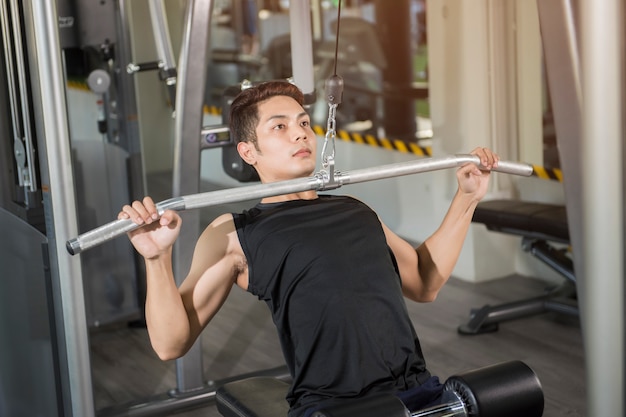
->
[66, 154, 533, 255]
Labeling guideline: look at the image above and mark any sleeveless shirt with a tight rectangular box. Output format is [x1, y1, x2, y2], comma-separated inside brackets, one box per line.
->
[232, 195, 431, 417]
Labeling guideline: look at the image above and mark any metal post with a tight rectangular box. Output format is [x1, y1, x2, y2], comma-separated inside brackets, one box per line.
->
[172, 0, 214, 393]
[536, 0, 585, 327]
[115, 0, 146, 199]
[148, 0, 177, 107]
[289, 0, 315, 101]
[538, 0, 625, 415]
[580, 0, 624, 415]
[23, 0, 93, 416]
[148, 0, 176, 71]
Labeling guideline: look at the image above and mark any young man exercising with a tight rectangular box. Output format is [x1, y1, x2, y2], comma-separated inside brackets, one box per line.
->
[119, 81, 499, 416]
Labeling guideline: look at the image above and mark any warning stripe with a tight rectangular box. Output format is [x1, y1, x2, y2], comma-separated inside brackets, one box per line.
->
[532, 165, 563, 182]
[186, 105, 565, 183]
[318, 126, 432, 157]
[313, 126, 564, 182]
[67, 80, 90, 91]
[66, 84, 562, 182]
[204, 105, 221, 115]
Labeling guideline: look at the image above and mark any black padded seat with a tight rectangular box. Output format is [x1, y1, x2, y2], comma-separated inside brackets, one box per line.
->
[216, 362, 545, 417]
[472, 200, 569, 243]
[216, 376, 290, 417]
[459, 199, 578, 335]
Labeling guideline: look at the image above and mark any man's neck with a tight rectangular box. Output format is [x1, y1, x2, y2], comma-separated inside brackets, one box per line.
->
[260, 190, 319, 203]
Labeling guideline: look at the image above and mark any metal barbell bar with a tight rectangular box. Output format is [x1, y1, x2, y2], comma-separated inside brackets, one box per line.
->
[66, 154, 533, 255]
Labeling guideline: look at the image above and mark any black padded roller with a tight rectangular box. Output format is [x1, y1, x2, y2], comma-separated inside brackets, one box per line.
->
[312, 393, 409, 417]
[443, 360, 544, 417]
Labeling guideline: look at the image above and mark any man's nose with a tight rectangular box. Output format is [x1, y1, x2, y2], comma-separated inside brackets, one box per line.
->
[294, 125, 310, 141]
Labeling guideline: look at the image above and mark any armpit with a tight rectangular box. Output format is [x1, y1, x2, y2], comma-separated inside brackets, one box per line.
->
[234, 254, 249, 290]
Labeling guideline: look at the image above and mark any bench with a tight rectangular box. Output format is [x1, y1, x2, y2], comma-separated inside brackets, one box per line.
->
[215, 361, 544, 417]
[459, 200, 578, 335]
[216, 376, 290, 417]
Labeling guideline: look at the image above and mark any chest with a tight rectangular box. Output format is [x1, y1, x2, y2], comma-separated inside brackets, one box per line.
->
[239, 200, 398, 298]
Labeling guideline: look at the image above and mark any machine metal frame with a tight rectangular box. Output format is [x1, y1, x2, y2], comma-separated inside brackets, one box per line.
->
[537, 0, 624, 415]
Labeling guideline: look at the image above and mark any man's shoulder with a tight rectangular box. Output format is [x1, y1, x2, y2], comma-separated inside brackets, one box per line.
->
[211, 212, 236, 226]
[202, 213, 238, 241]
[201, 213, 244, 257]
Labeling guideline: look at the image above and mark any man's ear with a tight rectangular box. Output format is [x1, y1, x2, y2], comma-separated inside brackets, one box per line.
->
[237, 141, 257, 165]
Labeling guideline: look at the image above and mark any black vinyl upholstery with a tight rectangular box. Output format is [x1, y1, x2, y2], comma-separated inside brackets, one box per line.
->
[472, 200, 569, 243]
[444, 360, 544, 417]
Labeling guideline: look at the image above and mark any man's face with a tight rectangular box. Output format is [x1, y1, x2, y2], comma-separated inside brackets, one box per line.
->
[239, 95, 317, 182]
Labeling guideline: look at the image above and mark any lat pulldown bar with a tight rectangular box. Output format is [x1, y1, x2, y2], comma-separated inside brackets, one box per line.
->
[66, 154, 533, 255]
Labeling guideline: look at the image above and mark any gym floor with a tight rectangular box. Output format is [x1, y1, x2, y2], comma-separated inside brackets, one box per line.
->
[91, 273, 584, 417]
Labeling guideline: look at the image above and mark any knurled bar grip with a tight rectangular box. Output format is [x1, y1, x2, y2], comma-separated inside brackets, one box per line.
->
[66, 154, 533, 255]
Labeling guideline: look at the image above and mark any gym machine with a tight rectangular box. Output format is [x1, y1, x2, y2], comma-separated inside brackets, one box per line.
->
[0, 1, 89, 415]
[215, 361, 544, 417]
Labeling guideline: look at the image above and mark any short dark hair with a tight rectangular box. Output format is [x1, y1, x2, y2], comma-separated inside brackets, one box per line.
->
[229, 81, 305, 146]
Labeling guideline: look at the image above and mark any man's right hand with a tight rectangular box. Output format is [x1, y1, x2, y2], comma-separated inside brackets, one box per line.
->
[118, 196, 182, 259]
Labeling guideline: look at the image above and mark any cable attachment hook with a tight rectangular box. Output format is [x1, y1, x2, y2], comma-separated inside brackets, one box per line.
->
[321, 74, 344, 170]
[321, 103, 337, 168]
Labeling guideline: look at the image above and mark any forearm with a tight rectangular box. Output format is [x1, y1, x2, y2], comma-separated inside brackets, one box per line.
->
[419, 189, 478, 292]
[399, 150, 495, 301]
[143, 251, 192, 360]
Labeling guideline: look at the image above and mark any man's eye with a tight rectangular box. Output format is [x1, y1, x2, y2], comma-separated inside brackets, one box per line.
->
[274, 124, 285, 130]
[301, 120, 310, 127]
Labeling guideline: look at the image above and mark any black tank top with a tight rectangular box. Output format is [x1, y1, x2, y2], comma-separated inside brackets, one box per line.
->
[233, 195, 431, 416]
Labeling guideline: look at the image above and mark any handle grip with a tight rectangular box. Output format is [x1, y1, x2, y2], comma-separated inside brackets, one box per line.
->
[488, 158, 534, 176]
[66, 197, 186, 255]
[66, 218, 138, 255]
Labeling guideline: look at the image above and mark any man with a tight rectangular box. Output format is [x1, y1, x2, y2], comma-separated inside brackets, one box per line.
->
[119, 81, 498, 416]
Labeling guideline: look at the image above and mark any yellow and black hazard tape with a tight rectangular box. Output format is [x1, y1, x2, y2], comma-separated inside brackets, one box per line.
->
[69, 90, 560, 182]
[197, 106, 566, 182]
[204, 105, 433, 156]
[67, 79, 90, 91]
[313, 125, 565, 183]
[312, 125, 432, 157]
[531, 165, 563, 182]
[205, 105, 222, 115]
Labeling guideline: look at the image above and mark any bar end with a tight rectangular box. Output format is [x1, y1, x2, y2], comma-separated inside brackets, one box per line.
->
[66, 239, 80, 256]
